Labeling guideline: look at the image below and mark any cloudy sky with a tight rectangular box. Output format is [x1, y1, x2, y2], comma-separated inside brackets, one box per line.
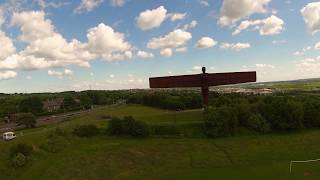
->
[0, 0, 320, 93]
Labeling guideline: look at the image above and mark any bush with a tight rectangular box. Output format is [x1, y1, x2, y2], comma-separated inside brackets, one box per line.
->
[130, 120, 150, 137]
[11, 153, 26, 168]
[204, 106, 238, 138]
[245, 114, 270, 133]
[10, 143, 33, 157]
[108, 117, 124, 135]
[41, 135, 67, 153]
[41, 128, 69, 153]
[73, 124, 99, 137]
[48, 127, 67, 138]
[108, 116, 150, 138]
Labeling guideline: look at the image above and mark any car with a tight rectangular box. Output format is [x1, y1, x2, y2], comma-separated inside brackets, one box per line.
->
[3, 132, 16, 141]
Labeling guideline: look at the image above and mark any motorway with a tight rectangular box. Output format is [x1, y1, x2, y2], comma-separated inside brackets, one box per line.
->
[0, 106, 106, 133]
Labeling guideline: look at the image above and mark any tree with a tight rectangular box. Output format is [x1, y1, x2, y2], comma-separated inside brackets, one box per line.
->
[19, 97, 43, 115]
[16, 113, 37, 128]
[260, 97, 304, 131]
[63, 96, 76, 110]
[236, 102, 253, 125]
[303, 99, 320, 127]
[79, 94, 93, 109]
[246, 114, 270, 133]
[204, 106, 238, 137]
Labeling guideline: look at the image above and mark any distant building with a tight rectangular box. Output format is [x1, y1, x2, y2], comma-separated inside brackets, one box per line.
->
[43, 98, 64, 112]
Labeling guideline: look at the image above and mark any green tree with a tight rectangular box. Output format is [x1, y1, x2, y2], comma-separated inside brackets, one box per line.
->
[19, 97, 43, 115]
[303, 99, 320, 127]
[204, 106, 238, 137]
[246, 114, 270, 133]
[16, 113, 37, 128]
[63, 96, 76, 110]
[79, 94, 93, 109]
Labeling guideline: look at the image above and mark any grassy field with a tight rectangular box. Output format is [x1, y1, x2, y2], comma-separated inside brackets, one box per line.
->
[1, 104, 320, 180]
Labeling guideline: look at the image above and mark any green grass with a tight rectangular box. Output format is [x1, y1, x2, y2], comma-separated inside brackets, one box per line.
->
[1, 104, 320, 179]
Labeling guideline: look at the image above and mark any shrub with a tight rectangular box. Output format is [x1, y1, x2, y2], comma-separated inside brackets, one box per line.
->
[41, 135, 67, 153]
[204, 106, 238, 138]
[41, 128, 69, 153]
[108, 116, 150, 138]
[48, 127, 67, 138]
[245, 114, 270, 133]
[11, 153, 26, 168]
[130, 120, 150, 137]
[108, 117, 124, 135]
[73, 124, 99, 137]
[10, 143, 33, 157]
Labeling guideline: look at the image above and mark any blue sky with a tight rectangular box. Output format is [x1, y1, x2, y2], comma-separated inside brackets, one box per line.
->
[0, 0, 320, 93]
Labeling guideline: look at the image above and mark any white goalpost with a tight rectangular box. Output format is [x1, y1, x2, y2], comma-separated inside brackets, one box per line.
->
[290, 159, 320, 173]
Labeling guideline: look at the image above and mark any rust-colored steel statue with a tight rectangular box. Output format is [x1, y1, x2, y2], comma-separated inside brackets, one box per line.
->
[149, 67, 256, 109]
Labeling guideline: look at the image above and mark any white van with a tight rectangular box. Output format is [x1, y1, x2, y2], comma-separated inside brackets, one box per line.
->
[3, 132, 16, 141]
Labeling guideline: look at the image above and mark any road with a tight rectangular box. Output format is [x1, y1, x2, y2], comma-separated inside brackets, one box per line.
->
[0, 106, 106, 133]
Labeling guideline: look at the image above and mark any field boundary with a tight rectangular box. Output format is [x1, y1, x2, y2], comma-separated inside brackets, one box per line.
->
[290, 159, 320, 173]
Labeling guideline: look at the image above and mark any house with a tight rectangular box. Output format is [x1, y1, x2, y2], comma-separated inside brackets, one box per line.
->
[43, 98, 64, 112]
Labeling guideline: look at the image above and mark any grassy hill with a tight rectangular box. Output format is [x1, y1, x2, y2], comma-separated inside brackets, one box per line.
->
[1, 105, 320, 179]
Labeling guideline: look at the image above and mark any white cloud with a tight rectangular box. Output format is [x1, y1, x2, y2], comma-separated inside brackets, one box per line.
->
[109, 74, 115, 78]
[86, 23, 132, 61]
[182, 20, 198, 30]
[232, 15, 284, 36]
[192, 66, 202, 71]
[136, 6, 167, 30]
[64, 69, 73, 76]
[199, 0, 209, 7]
[220, 43, 251, 51]
[26, 76, 32, 80]
[110, 0, 126, 7]
[37, 0, 70, 9]
[259, 15, 284, 35]
[272, 40, 287, 44]
[147, 29, 192, 49]
[255, 64, 275, 69]
[11, 11, 55, 42]
[160, 48, 173, 57]
[137, 51, 154, 59]
[6, 11, 95, 70]
[232, 20, 261, 35]
[0, 11, 134, 71]
[175, 47, 188, 52]
[195, 37, 217, 49]
[293, 46, 312, 56]
[74, 0, 104, 14]
[218, 0, 271, 27]
[301, 2, 320, 34]
[296, 57, 320, 76]
[147, 29, 192, 57]
[0, 9, 4, 27]
[0, 71, 17, 80]
[0, 31, 16, 60]
[48, 69, 73, 78]
[314, 42, 320, 50]
[169, 13, 187, 22]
